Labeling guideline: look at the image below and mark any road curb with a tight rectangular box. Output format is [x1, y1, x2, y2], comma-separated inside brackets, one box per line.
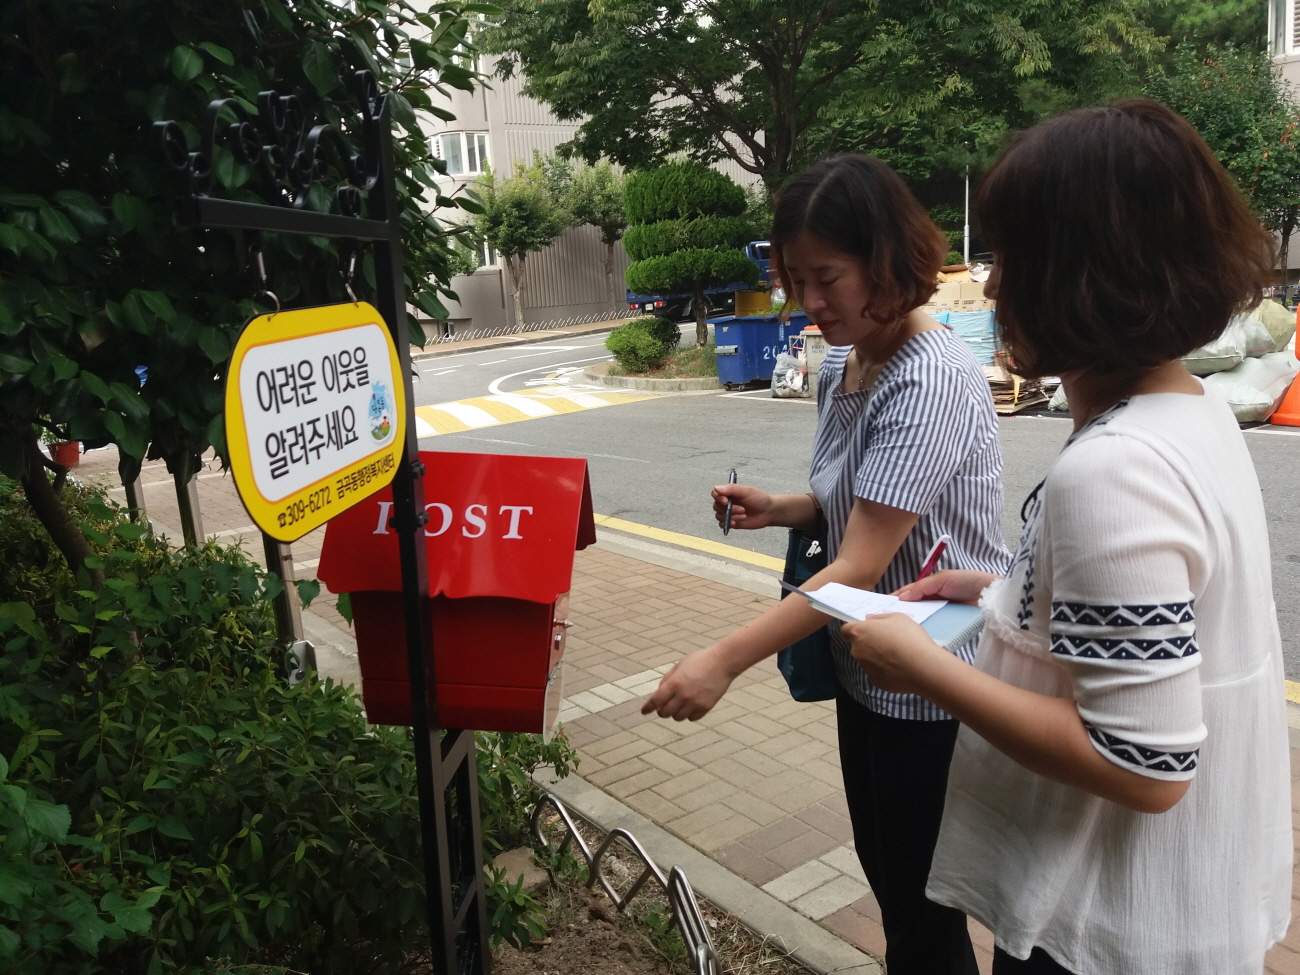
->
[410, 322, 620, 360]
[533, 767, 882, 975]
[582, 362, 721, 391]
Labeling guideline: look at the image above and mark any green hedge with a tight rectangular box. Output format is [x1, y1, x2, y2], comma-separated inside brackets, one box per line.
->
[624, 249, 760, 296]
[623, 161, 747, 224]
[621, 216, 753, 261]
[0, 479, 575, 973]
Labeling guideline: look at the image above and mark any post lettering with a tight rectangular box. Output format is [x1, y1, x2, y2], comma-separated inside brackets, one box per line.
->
[373, 500, 393, 535]
[425, 503, 453, 537]
[499, 505, 533, 540]
[462, 503, 487, 538]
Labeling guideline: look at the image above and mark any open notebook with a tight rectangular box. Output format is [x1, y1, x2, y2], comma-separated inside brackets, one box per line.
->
[780, 581, 985, 651]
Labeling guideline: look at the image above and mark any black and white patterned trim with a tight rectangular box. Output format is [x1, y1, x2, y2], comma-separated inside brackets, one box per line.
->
[1051, 633, 1198, 660]
[1051, 601, 1194, 628]
[1086, 724, 1199, 775]
[1012, 479, 1045, 631]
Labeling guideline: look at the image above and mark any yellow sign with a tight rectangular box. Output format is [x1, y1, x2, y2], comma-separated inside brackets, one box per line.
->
[225, 302, 406, 542]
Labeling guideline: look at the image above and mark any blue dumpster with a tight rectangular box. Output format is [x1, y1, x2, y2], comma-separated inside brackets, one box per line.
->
[713, 313, 810, 387]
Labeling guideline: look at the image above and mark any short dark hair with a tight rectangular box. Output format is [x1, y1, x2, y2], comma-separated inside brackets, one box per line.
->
[977, 97, 1276, 377]
[771, 155, 948, 324]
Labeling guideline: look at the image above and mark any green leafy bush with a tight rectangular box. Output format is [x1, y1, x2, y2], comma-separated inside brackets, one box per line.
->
[605, 320, 671, 373]
[945, 250, 964, 266]
[621, 216, 752, 261]
[0, 480, 576, 971]
[623, 162, 747, 224]
[643, 317, 682, 351]
[624, 249, 759, 296]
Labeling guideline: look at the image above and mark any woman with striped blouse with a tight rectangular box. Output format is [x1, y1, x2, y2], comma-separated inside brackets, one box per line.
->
[643, 155, 1011, 975]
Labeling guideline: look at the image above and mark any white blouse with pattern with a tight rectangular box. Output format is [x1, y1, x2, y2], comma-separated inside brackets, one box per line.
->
[926, 388, 1292, 975]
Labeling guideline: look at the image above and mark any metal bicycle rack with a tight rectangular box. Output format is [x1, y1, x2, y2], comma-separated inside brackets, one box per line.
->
[530, 792, 721, 975]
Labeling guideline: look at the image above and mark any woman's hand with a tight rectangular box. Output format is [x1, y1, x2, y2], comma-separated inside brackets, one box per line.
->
[712, 483, 776, 531]
[893, 568, 1000, 605]
[641, 646, 737, 721]
[842, 614, 952, 695]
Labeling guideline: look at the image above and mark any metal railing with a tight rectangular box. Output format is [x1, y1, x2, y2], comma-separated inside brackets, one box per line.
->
[530, 792, 720, 975]
[421, 308, 646, 345]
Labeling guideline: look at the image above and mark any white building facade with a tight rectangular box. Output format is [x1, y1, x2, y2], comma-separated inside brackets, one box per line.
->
[423, 67, 636, 335]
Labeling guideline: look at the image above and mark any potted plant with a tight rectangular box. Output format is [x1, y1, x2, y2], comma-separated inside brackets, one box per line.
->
[38, 424, 79, 468]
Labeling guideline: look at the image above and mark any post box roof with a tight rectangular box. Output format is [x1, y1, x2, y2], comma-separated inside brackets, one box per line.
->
[317, 451, 596, 604]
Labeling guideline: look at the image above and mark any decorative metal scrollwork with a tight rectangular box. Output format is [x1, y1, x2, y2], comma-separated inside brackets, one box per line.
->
[530, 792, 721, 975]
[151, 70, 383, 215]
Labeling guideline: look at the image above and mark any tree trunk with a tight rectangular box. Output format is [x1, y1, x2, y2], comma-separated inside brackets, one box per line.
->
[694, 280, 708, 347]
[172, 453, 204, 547]
[507, 252, 527, 333]
[19, 430, 102, 588]
[1281, 206, 1297, 288]
[605, 241, 618, 310]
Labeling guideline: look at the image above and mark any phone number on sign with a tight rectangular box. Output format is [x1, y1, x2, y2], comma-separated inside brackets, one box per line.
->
[277, 486, 333, 528]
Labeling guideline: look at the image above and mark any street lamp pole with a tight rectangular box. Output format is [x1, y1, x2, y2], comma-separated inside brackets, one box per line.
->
[963, 163, 971, 267]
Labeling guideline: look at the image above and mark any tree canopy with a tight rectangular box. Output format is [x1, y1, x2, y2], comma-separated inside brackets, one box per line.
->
[623, 162, 758, 345]
[566, 160, 629, 307]
[474, 161, 569, 331]
[0, 0, 482, 579]
[1146, 45, 1300, 278]
[482, 0, 1163, 193]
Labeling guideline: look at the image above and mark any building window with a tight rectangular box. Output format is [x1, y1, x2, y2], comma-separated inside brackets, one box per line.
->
[435, 132, 490, 176]
[478, 238, 498, 268]
[1272, 0, 1294, 55]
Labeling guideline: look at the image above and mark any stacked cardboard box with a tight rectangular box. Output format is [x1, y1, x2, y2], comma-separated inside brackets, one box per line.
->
[921, 281, 995, 317]
[983, 355, 1049, 415]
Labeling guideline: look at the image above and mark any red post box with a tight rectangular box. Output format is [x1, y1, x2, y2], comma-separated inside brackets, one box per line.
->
[317, 451, 596, 737]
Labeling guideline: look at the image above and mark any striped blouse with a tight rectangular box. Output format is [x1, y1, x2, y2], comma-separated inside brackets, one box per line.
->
[809, 330, 1011, 721]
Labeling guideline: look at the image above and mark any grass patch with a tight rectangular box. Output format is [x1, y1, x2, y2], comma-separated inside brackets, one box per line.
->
[607, 343, 718, 379]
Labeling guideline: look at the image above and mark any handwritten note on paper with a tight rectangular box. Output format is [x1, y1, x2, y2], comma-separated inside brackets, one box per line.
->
[790, 583, 947, 624]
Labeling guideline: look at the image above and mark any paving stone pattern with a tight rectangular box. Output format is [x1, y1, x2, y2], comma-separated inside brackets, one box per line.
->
[69, 445, 1300, 974]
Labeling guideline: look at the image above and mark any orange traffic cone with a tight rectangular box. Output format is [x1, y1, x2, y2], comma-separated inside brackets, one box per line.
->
[1269, 306, 1300, 426]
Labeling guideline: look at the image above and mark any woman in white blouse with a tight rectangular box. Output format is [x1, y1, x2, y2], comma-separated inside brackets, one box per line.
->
[845, 98, 1291, 974]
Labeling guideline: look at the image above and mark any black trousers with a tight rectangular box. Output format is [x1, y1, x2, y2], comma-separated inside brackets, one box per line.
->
[993, 947, 1073, 973]
[836, 692, 978, 975]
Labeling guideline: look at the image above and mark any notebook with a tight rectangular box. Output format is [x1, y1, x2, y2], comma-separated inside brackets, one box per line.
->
[779, 581, 985, 651]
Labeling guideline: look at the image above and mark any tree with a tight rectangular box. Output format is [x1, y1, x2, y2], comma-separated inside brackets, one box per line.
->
[481, 0, 1161, 195]
[622, 162, 759, 347]
[566, 161, 628, 308]
[0, 0, 482, 581]
[1146, 47, 1300, 280]
[474, 163, 570, 332]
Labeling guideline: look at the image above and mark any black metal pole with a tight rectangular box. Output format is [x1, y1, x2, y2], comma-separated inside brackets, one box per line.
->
[366, 90, 490, 974]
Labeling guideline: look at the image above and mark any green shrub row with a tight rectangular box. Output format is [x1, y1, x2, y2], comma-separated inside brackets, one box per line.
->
[624, 249, 760, 297]
[623, 161, 747, 225]
[0, 479, 575, 973]
[621, 216, 753, 262]
[605, 317, 681, 372]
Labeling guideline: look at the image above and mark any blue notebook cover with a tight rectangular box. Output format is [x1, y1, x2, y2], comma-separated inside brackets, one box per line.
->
[922, 602, 985, 650]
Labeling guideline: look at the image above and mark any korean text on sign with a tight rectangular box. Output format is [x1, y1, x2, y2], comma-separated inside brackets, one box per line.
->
[238, 323, 398, 503]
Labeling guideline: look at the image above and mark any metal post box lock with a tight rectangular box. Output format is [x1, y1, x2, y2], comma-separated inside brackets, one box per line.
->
[318, 451, 596, 740]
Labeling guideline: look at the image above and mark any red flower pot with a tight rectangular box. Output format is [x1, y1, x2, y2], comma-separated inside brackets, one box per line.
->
[50, 441, 80, 467]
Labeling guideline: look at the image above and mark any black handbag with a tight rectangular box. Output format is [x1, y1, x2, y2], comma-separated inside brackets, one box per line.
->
[776, 523, 838, 702]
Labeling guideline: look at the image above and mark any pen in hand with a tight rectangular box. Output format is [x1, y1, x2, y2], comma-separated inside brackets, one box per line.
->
[722, 468, 737, 535]
[915, 534, 952, 582]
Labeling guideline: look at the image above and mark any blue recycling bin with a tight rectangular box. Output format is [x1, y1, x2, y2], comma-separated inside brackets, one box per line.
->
[712, 312, 810, 387]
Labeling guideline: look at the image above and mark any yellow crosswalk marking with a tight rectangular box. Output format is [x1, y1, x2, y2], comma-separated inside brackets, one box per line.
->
[414, 387, 657, 437]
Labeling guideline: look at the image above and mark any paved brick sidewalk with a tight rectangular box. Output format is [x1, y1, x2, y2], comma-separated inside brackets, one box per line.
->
[70, 445, 1300, 974]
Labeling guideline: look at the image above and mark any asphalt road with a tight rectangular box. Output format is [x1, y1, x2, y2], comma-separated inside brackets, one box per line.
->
[413, 331, 1300, 678]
